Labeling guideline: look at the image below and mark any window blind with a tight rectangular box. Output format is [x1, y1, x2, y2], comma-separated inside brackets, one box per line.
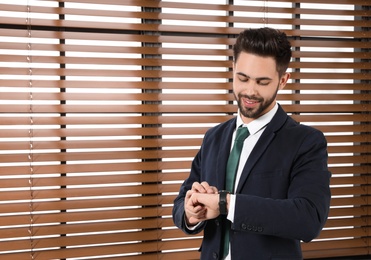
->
[0, 0, 370, 259]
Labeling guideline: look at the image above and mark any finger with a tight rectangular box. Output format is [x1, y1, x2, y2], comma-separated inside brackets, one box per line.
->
[200, 181, 210, 190]
[186, 193, 202, 210]
[186, 189, 194, 199]
[200, 182, 218, 194]
[208, 186, 219, 194]
[195, 208, 206, 218]
[189, 192, 201, 207]
[185, 203, 204, 220]
[189, 209, 206, 224]
[192, 182, 206, 193]
[186, 208, 204, 226]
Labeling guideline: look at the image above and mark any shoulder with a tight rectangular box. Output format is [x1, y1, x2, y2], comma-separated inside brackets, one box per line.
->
[269, 107, 326, 147]
[286, 116, 325, 138]
[198, 117, 236, 150]
[273, 105, 325, 138]
[204, 117, 235, 139]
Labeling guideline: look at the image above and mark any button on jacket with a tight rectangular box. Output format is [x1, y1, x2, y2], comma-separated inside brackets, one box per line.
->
[172, 105, 331, 260]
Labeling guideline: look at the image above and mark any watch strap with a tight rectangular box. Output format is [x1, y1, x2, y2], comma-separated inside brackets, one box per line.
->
[219, 190, 229, 215]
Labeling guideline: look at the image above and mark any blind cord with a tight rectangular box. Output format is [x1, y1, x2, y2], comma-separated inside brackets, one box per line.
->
[26, 1, 35, 259]
[263, 0, 268, 26]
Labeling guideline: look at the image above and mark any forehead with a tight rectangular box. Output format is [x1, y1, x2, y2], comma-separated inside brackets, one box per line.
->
[234, 52, 278, 77]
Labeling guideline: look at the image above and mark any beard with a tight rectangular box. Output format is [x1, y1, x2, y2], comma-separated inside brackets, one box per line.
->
[234, 85, 279, 120]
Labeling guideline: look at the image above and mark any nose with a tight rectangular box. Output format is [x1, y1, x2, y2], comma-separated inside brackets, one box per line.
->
[243, 81, 257, 96]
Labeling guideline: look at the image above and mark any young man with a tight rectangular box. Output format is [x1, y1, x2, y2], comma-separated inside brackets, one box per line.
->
[172, 27, 331, 260]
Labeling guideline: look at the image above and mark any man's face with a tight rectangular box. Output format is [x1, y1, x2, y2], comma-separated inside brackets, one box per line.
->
[232, 52, 290, 123]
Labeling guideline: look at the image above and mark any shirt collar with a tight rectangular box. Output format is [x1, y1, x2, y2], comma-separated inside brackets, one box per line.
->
[236, 103, 278, 135]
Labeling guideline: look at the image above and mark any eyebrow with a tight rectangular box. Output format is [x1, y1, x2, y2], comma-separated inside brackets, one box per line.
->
[236, 72, 272, 81]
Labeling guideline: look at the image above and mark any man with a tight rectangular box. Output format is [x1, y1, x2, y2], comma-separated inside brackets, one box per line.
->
[172, 27, 331, 260]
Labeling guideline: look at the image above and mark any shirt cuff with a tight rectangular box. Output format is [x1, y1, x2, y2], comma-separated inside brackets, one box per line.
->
[184, 214, 203, 230]
[227, 194, 236, 222]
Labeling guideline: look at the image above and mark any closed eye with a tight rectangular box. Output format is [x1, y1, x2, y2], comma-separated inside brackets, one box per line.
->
[238, 75, 249, 82]
[257, 80, 270, 86]
[236, 72, 272, 85]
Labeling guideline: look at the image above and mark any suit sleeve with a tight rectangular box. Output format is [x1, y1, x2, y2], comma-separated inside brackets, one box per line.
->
[232, 129, 331, 242]
[172, 147, 207, 235]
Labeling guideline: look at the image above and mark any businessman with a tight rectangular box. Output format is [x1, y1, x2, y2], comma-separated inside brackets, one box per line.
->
[172, 27, 331, 260]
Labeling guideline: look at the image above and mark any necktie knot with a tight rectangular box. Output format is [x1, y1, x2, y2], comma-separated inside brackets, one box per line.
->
[235, 126, 249, 143]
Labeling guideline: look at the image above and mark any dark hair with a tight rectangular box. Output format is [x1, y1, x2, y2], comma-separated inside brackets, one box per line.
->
[233, 27, 292, 77]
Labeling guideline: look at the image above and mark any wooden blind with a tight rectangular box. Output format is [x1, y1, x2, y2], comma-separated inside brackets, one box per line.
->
[0, 0, 370, 259]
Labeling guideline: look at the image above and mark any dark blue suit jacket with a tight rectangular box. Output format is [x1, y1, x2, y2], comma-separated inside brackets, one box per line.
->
[173, 105, 331, 260]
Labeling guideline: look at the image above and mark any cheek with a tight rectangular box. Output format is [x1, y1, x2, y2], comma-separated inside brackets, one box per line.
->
[232, 80, 242, 92]
[259, 84, 280, 98]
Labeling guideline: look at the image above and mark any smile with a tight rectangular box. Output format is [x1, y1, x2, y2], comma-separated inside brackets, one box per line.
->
[242, 98, 260, 107]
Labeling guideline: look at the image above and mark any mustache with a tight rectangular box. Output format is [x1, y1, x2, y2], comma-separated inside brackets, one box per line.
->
[238, 94, 263, 102]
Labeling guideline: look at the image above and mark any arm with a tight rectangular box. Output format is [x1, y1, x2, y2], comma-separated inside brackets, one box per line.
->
[233, 129, 331, 242]
[172, 147, 219, 234]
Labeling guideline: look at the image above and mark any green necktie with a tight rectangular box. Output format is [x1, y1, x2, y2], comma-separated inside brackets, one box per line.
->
[223, 126, 250, 258]
[225, 126, 250, 192]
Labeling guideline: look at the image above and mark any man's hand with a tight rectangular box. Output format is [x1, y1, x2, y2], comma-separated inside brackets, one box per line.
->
[189, 192, 220, 221]
[184, 182, 218, 226]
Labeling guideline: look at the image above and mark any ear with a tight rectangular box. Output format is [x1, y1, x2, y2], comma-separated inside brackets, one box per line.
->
[279, 73, 290, 90]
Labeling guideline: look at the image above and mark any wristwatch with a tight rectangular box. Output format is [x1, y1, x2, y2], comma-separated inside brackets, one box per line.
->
[219, 190, 230, 215]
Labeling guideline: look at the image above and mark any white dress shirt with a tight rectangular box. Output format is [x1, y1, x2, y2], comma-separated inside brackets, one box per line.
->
[225, 103, 278, 259]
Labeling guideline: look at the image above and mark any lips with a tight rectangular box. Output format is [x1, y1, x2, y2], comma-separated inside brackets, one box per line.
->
[242, 97, 260, 108]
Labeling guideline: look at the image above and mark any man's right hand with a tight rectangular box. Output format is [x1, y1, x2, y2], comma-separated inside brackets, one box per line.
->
[184, 182, 218, 226]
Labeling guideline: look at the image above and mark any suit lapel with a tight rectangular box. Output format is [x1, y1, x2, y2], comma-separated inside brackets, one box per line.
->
[236, 106, 288, 193]
[216, 118, 236, 190]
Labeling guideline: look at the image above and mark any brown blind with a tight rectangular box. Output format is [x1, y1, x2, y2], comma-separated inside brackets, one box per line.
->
[0, 0, 370, 259]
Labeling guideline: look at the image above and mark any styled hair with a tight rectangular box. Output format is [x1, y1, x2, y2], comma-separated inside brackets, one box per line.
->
[233, 27, 292, 77]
